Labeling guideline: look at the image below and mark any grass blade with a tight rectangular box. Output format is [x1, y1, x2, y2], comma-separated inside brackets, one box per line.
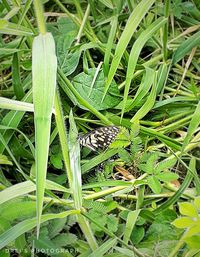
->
[154, 157, 195, 215]
[172, 30, 200, 64]
[102, 0, 155, 101]
[130, 71, 157, 123]
[0, 180, 69, 205]
[103, 16, 118, 76]
[88, 238, 117, 257]
[123, 210, 140, 244]
[68, 110, 82, 209]
[0, 210, 79, 250]
[0, 90, 32, 154]
[121, 17, 167, 120]
[12, 52, 24, 99]
[182, 101, 200, 151]
[32, 33, 57, 237]
[125, 67, 155, 112]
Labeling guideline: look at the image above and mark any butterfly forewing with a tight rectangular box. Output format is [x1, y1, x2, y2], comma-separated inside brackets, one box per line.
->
[79, 126, 120, 151]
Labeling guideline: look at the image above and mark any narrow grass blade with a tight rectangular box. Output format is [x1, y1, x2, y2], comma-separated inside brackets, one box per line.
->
[141, 126, 182, 150]
[0, 210, 79, 250]
[32, 33, 57, 237]
[81, 148, 119, 173]
[125, 67, 155, 112]
[0, 90, 32, 154]
[0, 133, 24, 174]
[0, 19, 33, 36]
[54, 90, 72, 186]
[68, 110, 82, 209]
[103, 16, 118, 76]
[121, 17, 167, 120]
[130, 71, 156, 123]
[172, 30, 200, 64]
[88, 238, 117, 257]
[182, 101, 200, 152]
[0, 180, 69, 205]
[68, 111, 98, 250]
[0, 125, 35, 156]
[123, 210, 140, 244]
[12, 52, 24, 99]
[0, 97, 34, 112]
[54, 94, 98, 250]
[154, 158, 195, 215]
[153, 96, 196, 109]
[58, 67, 112, 125]
[89, 62, 103, 96]
[102, 0, 155, 101]
[19, 0, 34, 25]
[193, 160, 200, 195]
[162, 0, 170, 61]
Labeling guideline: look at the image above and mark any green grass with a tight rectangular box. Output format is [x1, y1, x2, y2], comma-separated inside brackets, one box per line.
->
[0, 0, 200, 256]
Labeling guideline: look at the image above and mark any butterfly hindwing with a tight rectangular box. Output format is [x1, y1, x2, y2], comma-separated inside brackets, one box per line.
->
[79, 126, 120, 151]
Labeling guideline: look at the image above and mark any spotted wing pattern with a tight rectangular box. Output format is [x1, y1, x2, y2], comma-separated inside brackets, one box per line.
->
[78, 126, 120, 151]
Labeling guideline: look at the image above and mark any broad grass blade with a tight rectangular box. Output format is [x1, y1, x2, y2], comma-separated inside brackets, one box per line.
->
[32, 33, 57, 237]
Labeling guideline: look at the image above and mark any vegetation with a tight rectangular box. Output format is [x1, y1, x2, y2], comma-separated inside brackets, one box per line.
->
[0, 0, 200, 256]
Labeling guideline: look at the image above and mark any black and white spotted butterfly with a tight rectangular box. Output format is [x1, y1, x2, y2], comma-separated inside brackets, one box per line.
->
[78, 126, 120, 151]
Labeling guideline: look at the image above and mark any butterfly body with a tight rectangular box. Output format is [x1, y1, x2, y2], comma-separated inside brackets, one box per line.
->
[78, 126, 120, 151]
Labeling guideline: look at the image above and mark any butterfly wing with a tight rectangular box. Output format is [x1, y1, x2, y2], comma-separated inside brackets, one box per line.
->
[79, 126, 120, 151]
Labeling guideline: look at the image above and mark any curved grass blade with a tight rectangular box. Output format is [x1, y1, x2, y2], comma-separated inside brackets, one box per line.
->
[32, 33, 57, 237]
[121, 17, 167, 121]
[0, 210, 79, 250]
[0, 180, 69, 205]
[172, 30, 200, 64]
[130, 71, 157, 123]
[0, 125, 35, 157]
[182, 101, 200, 152]
[125, 67, 155, 112]
[154, 158, 195, 215]
[0, 19, 33, 36]
[88, 238, 117, 257]
[58, 67, 112, 125]
[102, 0, 156, 101]
[0, 90, 32, 154]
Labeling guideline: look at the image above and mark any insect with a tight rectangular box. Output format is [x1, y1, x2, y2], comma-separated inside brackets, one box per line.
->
[78, 126, 120, 151]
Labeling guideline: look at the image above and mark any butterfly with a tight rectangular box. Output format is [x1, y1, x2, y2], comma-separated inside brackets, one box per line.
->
[78, 126, 120, 151]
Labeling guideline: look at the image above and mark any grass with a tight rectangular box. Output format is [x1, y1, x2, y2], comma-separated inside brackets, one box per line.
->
[0, 0, 200, 256]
